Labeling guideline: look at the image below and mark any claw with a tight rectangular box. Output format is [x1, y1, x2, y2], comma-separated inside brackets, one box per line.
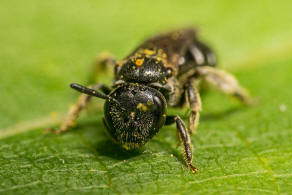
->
[189, 164, 199, 173]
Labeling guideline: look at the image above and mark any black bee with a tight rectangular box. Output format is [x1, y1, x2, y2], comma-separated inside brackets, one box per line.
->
[54, 28, 251, 173]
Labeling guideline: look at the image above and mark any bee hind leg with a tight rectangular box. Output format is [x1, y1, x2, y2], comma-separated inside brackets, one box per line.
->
[197, 66, 253, 105]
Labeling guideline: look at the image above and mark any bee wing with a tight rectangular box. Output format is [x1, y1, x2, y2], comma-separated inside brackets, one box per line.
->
[128, 28, 197, 68]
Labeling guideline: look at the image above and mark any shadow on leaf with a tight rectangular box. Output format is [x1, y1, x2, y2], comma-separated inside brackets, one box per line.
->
[201, 106, 245, 122]
[77, 120, 143, 160]
[95, 140, 143, 160]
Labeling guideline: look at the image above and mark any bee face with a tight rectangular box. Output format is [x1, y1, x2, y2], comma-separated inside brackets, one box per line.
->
[103, 83, 167, 149]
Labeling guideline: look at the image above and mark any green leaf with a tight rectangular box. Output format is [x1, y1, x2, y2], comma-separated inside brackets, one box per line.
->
[1, 0, 292, 194]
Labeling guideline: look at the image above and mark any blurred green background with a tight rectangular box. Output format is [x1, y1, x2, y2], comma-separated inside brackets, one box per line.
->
[1, 0, 292, 194]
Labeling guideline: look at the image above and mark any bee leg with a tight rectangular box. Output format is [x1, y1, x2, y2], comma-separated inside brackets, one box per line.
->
[185, 81, 202, 135]
[48, 84, 111, 134]
[166, 115, 198, 173]
[197, 66, 253, 105]
[89, 52, 116, 84]
[165, 115, 180, 147]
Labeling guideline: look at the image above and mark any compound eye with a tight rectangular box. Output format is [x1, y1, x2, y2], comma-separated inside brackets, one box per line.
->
[166, 67, 173, 78]
[153, 96, 166, 117]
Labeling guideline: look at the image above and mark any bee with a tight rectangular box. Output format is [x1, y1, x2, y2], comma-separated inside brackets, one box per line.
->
[53, 28, 251, 173]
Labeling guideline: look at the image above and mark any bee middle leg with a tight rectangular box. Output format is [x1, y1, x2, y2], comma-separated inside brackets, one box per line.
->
[51, 84, 111, 134]
[165, 115, 198, 173]
[197, 66, 252, 105]
[185, 80, 202, 135]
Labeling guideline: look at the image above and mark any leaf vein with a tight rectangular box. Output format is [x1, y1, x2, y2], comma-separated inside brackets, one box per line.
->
[236, 132, 280, 195]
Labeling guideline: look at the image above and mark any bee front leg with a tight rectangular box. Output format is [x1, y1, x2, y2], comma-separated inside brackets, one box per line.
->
[197, 66, 253, 105]
[166, 115, 198, 173]
[48, 84, 111, 134]
[185, 80, 202, 135]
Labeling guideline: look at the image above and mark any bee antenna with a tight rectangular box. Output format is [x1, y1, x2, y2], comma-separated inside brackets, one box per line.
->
[70, 83, 109, 100]
[70, 83, 127, 113]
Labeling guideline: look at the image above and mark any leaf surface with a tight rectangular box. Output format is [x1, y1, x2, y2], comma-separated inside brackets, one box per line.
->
[1, 0, 292, 194]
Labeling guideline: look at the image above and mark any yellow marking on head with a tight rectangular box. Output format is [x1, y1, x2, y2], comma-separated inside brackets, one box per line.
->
[130, 112, 135, 118]
[137, 103, 148, 111]
[162, 114, 166, 118]
[170, 154, 174, 157]
[146, 100, 152, 106]
[135, 59, 144, 66]
[122, 145, 130, 150]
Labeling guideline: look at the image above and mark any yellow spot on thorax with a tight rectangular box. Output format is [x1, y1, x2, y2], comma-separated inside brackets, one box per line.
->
[135, 59, 144, 66]
[156, 57, 162, 62]
[144, 49, 155, 55]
